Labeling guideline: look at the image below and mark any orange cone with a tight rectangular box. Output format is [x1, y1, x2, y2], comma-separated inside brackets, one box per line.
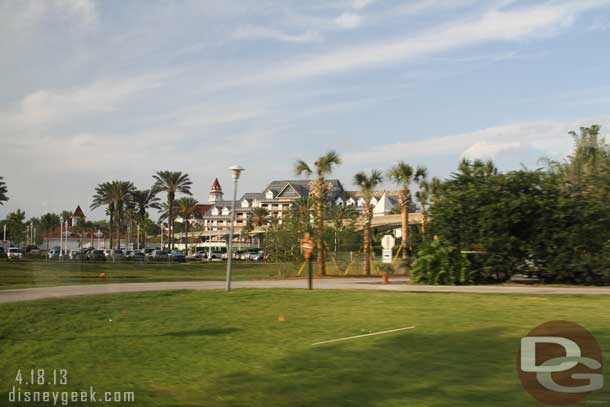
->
[99, 272, 106, 279]
[278, 313, 286, 322]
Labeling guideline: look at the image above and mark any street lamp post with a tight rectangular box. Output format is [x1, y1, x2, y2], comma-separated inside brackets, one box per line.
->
[226, 165, 244, 292]
[64, 219, 68, 255]
[208, 223, 212, 262]
[59, 216, 63, 259]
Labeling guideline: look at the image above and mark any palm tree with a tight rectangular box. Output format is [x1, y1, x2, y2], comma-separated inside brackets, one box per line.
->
[415, 176, 441, 239]
[131, 189, 161, 249]
[354, 170, 383, 276]
[289, 197, 314, 231]
[250, 207, 269, 227]
[109, 181, 136, 249]
[176, 197, 199, 255]
[152, 171, 192, 250]
[0, 176, 8, 205]
[387, 162, 427, 263]
[295, 151, 342, 275]
[91, 182, 115, 248]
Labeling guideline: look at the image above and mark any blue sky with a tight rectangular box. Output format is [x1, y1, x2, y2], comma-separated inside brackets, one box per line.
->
[1, 0, 610, 218]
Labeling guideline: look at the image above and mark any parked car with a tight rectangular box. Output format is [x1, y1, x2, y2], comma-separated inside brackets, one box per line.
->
[144, 248, 157, 257]
[124, 250, 134, 258]
[7, 247, 24, 259]
[103, 249, 112, 257]
[24, 245, 41, 255]
[88, 249, 106, 261]
[209, 251, 224, 260]
[168, 250, 186, 262]
[69, 250, 81, 260]
[249, 251, 264, 261]
[150, 249, 169, 260]
[111, 249, 125, 259]
[194, 250, 208, 259]
[48, 248, 62, 259]
[132, 250, 146, 261]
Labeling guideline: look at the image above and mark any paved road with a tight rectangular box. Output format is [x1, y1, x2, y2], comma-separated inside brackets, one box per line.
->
[2, 277, 610, 303]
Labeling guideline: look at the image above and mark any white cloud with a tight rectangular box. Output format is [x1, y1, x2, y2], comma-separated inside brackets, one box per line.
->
[352, 0, 377, 10]
[232, 25, 321, 43]
[227, 1, 610, 85]
[461, 141, 521, 160]
[590, 16, 610, 31]
[55, 0, 97, 26]
[343, 119, 610, 170]
[0, 75, 162, 129]
[334, 12, 362, 29]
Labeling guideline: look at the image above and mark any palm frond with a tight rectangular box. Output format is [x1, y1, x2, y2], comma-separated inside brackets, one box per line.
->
[294, 160, 312, 177]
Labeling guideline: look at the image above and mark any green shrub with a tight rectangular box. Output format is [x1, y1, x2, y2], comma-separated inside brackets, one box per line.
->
[411, 239, 470, 285]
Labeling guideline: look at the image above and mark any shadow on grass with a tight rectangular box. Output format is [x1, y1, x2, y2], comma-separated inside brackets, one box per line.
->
[213, 327, 530, 407]
[0, 327, 239, 341]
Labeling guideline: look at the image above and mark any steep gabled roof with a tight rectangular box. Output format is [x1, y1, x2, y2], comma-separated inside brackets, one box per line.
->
[262, 179, 344, 197]
[211, 178, 222, 192]
[276, 183, 304, 198]
[73, 205, 85, 218]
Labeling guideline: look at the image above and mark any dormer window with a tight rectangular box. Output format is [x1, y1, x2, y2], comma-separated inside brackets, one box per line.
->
[211, 208, 219, 216]
[265, 190, 274, 199]
[241, 199, 250, 208]
[335, 197, 344, 206]
[222, 207, 230, 216]
[346, 198, 355, 206]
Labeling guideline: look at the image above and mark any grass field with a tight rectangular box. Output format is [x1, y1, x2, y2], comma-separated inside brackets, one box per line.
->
[2, 289, 610, 406]
[0, 260, 305, 290]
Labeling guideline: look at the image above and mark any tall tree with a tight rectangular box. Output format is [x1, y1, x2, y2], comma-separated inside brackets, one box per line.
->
[91, 182, 115, 248]
[354, 170, 383, 276]
[152, 171, 192, 250]
[415, 176, 441, 239]
[0, 176, 8, 205]
[109, 181, 136, 249]
[4, 210, 26, 245]
[176, 197, 199, 254]
[131, 189, 161, 249]
[387, 162, 427, 262]
[295, 151, 341, 275]
[295, 151, 342, 275]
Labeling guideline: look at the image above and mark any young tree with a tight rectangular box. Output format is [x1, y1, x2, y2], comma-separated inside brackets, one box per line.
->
[250, 207, 269, 227]
[387, 162, 427, 262]
[176, 197, 199, 254]
[91, 182, 115, 248]
[295, 151, 342, 275]
[415, 176, 441, 239]
[4, 210, 26, 245]
[109, 181, 136, 249]
[152, 171, 192, 250]
[354, 170, 383, 276]
[131, 189, 161, 249]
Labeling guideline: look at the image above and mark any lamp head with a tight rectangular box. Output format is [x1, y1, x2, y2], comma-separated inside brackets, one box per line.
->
[229, 165, 245, 180]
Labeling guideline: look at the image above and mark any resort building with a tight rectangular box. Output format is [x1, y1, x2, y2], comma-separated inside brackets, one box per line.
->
[186, 178, 402, 248]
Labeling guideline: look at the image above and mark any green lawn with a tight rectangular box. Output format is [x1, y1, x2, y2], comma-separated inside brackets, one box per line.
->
[0, 260, 304, 290]
[2, 289, 610, 406]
